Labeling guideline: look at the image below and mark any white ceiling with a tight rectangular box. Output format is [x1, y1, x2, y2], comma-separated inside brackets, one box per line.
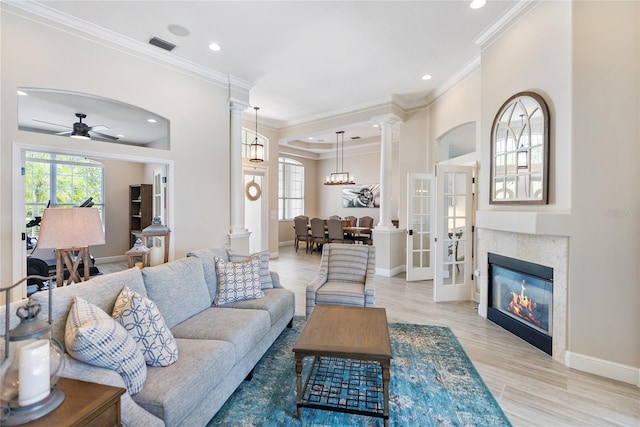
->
[12, 0, 519, 152]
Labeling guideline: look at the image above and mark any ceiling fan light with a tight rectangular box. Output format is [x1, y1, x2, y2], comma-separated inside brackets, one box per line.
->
[70, 132, 90, 140]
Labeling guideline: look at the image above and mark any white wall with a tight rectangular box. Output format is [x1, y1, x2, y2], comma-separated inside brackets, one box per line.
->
[1, 7, 232, 287]
[568, 1, 639, 370]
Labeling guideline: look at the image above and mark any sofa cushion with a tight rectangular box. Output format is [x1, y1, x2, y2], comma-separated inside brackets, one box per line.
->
[133, 337, 235, 426]
[31, 267, 148, 344]
[216, 288, 294, 327]
[65, 297, 147, 395]
[228, 249, 273, 289]
[186, 247, 230, 302]
[214, 258, 264, 305]
[316, 281, 366, 307]
[142, 257, 211, 329]
[112, 286, 178, 367]
[170, 308, 270, 363]
[327, 245, 370, 283]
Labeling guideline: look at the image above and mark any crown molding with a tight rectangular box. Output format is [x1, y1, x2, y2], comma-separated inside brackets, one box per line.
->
[5, 1, 253, 91]
[474, 0, 539, 48]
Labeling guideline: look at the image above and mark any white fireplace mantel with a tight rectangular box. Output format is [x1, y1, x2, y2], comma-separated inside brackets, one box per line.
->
[476, 210, 572, 237]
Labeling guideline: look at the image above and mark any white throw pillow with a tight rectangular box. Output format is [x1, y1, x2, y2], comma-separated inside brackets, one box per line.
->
[228, 249, 273, 289]
[214, 257, 264, 305]
[65, 297, 146, 395]
[112, 286, 178, 367]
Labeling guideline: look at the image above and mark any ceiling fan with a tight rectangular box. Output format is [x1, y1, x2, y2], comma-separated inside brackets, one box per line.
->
[33, 113, 119, 141]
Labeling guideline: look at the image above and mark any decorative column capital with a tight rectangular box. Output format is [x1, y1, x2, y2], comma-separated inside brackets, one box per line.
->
[370, 113, 402, 127]
[230, 101, 250, 114]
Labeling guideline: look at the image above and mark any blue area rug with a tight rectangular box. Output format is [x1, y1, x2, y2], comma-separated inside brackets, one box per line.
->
[208, 317, 511, 426]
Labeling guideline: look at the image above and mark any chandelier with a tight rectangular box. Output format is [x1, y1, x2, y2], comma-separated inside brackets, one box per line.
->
[324, 131, 355, 185]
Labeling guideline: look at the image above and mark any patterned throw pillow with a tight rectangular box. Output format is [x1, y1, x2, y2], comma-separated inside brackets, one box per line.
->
[227, 250, 273, 289]
[65, 297, 146, 395]
[112, 286, 178, 367]
[214, 257, 264, 305]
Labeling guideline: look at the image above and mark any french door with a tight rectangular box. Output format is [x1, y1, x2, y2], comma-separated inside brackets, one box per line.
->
[244, 167, 267, 253]
[406, 174, 435, 281]
[434, 165, 474, 302]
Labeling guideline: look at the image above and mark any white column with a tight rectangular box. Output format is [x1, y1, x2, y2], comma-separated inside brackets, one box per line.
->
[230, 101, 248, 235]
[372, 115, 399, 231]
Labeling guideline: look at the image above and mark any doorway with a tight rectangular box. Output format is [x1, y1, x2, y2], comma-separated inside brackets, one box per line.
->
[12, 143, 173, 297]
[244, 167, 267, 253]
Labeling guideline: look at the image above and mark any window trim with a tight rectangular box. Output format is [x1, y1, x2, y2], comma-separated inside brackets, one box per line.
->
[278, 157, 304, 221]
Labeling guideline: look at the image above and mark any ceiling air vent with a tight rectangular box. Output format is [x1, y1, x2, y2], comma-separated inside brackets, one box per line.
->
[149, 37, 176, 52]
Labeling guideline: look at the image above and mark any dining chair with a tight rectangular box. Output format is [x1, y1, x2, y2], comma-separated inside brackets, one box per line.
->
[329, 215, 341, 220]
[327, 218, 353, 244]
[310, 217, 329, 253]
[293, 215, 311, 253]
[345, 215, 357, 227]
[355, 216, 374, 244]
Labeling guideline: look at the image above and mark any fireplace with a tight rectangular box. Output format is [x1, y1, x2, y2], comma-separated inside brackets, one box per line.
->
[488, 253, 553, 355]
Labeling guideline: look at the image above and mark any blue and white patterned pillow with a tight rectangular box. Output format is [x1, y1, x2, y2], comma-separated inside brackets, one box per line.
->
[112, 286, 178, 367]
[65, 297, 147, 395]
[214, 257, 264, 305]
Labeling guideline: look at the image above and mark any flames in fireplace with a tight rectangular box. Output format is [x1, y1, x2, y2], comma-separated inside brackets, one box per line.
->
[507, 280, 542, 327]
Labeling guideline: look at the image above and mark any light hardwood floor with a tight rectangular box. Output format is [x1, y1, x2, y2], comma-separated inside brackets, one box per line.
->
[98, 245, 639, 426]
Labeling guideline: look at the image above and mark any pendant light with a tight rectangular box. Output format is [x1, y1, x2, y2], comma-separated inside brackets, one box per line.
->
[249, 106, 264, 162]
[324, 131, 355, 185]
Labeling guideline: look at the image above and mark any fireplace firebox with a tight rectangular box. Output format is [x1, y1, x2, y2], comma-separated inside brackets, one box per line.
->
[488, 253, 553, 355]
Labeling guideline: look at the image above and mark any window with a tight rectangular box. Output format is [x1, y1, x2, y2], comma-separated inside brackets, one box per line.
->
[241, 128, 268, 161]
[278, 157, 304, 220]
[25, 151, 105, 238]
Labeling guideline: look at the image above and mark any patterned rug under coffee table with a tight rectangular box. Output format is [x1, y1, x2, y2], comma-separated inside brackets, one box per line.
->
[207, 317, 512, 426]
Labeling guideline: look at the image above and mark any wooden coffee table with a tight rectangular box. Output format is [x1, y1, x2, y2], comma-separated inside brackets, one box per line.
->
[293, 305, 392, 426]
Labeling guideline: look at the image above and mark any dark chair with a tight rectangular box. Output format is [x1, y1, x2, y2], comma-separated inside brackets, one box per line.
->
[355, 216, 374, 244]
[293, 216, 311, 253]
[310, 217, 329, 253]
[327, 218, 353, 244]
[345, 216, 357, 227]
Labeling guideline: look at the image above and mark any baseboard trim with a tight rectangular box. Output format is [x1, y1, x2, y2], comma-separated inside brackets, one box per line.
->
[95, 255, 127, 264]
[376, 265, 405, 278]
[565, 351, 640, 387]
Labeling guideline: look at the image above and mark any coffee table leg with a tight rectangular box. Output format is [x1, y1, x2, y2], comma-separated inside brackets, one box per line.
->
[295, 357, 303, 418]
[382, 360, 390, 427]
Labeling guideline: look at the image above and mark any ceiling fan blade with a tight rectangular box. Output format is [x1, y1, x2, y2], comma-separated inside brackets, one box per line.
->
[33, 119, 71, 129]
[88, 125, 109, 132]
[56, 131, 72, 135]
[92, 131, 119, 141]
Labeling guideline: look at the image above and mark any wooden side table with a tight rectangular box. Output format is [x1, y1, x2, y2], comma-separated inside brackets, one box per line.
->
[24, 377, 125, 427]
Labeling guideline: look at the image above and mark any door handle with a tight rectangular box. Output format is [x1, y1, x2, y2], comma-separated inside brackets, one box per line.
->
[408, 229, 413, 235]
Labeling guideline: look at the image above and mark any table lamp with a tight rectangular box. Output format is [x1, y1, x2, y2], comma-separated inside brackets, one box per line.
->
[1, 275, 65, 425]
[35, 208, 105, 287]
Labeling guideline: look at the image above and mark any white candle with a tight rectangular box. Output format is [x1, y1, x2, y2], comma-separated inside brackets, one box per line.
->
[19, 340, 50, 406]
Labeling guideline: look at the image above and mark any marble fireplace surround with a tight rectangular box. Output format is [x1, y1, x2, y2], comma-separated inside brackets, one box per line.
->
[476, 211, 570, 364]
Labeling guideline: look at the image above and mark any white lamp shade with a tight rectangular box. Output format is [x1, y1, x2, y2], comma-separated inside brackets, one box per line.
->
[36, 208, 105, 249]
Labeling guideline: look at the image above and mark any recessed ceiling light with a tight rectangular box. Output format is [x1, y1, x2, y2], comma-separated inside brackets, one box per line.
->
[422, 74, 432, 80]
[117, 134, 125, 138]
[147, 118, 157, 123]
[308, 137, 313, 140]
[168, 24, 190, 37]
[17, 90, 27, 96]
[470, 0, 487, 9]
[373, 124, 379, 128]
[208, 42, 221, 51]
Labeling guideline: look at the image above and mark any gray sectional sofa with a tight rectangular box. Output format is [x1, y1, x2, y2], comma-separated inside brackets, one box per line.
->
[1, 247, 295, 426]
